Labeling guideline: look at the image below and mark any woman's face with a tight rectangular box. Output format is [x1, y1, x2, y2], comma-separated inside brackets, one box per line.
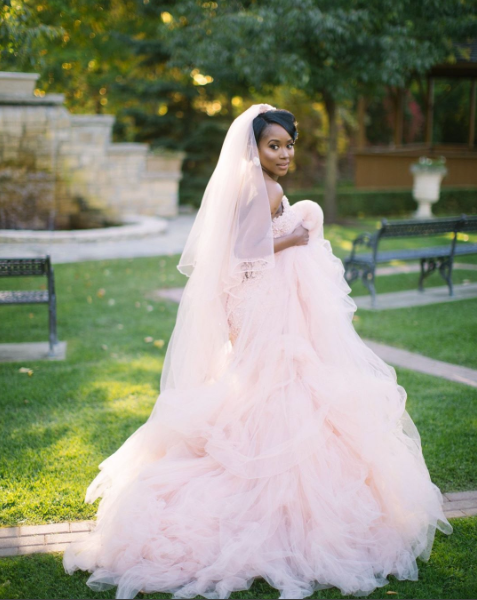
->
[257, 123, 295, 180]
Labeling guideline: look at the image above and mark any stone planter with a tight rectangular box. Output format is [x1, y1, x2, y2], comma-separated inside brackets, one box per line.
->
[410, 157, 447, 219]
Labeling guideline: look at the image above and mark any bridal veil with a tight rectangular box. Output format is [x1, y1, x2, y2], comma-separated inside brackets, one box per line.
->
[162, 103, 278, 392]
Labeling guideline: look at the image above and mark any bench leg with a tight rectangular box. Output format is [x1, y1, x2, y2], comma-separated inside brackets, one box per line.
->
[361, 266, 377, 309]
[46, 259, 59, 357]
[418, 258, 437, 292]
[344, 262, 378, 308]
[437, 256, 454, 296]
[344, 262, 360, 285]
[47, 291, 58, 356]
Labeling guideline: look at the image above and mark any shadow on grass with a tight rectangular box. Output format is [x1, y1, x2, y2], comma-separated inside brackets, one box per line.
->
[0, 356, 165, 525]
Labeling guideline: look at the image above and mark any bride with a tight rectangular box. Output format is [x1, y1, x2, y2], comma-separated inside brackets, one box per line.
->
[63, 103, 453, 600]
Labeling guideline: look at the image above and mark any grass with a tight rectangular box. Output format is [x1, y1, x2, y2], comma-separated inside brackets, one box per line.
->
[328, 229, 477, 370]
[391, 369, 477, 492]
[1, 245, 477, 527]
[0, 226, 476, 599]
[0, 517, 476, 599]
[348, 259, 477, 370]
[0, 256, 184, 527]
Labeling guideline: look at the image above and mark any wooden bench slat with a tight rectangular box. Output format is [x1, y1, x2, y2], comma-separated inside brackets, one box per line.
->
[353, 243, 477, 262]
[0, 290, 49, 304]
[454, 244, 477, 255]
[0, 255, 58, 354]
[350, 245, 456, 264]
[0, 258, 47, 277]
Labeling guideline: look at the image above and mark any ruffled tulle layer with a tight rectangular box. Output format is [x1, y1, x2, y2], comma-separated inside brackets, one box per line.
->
[63, 236, 452, 599]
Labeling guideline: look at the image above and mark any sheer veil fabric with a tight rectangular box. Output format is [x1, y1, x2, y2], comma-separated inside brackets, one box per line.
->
[162, 103, 278, 392]
[62, 104, 453, 600]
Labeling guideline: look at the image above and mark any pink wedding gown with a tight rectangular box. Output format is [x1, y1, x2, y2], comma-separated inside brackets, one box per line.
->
[63, 194, 453, 599]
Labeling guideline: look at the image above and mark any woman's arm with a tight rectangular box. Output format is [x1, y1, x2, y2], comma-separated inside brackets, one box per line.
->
[274, 224, 310, 254]
[274, 233, 296, 254]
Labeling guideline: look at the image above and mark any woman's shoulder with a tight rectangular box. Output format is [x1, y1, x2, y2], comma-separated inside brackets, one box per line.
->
[264, 179, 284, 214]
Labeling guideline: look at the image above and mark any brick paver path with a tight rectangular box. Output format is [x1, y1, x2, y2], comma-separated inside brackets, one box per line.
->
[354, 282, 477, 310]
[1, 491, 475, 558]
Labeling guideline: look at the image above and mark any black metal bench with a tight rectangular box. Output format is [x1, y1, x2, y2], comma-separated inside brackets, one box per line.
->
[0, 256, 59, 356]
[344, 214, 477, 308]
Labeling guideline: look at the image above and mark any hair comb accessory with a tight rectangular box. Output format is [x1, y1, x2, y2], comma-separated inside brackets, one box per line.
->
[258, 103, 276, 113]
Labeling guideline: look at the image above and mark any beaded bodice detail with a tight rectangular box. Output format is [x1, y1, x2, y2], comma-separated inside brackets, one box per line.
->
[226, 195, 301, 345]
[271, 195, 300, 238]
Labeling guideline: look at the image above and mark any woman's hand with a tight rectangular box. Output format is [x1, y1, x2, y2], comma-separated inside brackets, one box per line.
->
[290, 223, 310, 246]
[273, 223, 310, 254]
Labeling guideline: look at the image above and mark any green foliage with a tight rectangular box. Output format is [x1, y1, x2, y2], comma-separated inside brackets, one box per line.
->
[176, 117, 232, 206]
[0, 0, 232, 203]
[1, 0, 476, 208]
[286, 186, 477, 218]
[162, 0, 476, 218]
[166, 0, 476, 100]
[0, 0, 63, 69]
[432, 78, 477, 144]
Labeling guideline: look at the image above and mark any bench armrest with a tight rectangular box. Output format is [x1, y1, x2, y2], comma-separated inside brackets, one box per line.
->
[348, 232, 374, 261]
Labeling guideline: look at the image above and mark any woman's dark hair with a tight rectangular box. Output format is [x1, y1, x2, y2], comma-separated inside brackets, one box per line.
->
[252, 109, 299, 145]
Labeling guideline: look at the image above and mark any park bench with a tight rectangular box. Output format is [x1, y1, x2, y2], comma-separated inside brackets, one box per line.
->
[343, 214, 477, 308]
[0, 256, 59, 356]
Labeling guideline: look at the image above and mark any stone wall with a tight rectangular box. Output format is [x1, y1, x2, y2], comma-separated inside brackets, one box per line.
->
[0, 71, 184, 229]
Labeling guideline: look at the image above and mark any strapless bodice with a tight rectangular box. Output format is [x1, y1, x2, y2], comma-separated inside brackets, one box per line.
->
[271, 195, 301, 238]
[225, 196, 302, 343]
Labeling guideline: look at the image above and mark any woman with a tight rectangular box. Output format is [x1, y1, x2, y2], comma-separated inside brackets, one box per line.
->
[63, 104, 453, 600]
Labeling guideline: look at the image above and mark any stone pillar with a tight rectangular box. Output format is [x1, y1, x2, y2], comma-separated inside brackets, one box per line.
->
[0, 72, 67, 229]
[0, 71, 184, 230]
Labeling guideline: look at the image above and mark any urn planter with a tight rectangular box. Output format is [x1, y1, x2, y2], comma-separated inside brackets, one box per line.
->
[410, 156, 447, 219]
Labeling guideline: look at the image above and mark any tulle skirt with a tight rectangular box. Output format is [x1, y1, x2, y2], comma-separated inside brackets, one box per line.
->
[63, 235, 453, 599]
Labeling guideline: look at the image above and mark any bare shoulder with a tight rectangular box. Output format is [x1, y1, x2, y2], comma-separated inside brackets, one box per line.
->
[264, 179, 284, 215]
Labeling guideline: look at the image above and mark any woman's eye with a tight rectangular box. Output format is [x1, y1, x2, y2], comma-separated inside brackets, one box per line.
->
[269, 143, 294, 150]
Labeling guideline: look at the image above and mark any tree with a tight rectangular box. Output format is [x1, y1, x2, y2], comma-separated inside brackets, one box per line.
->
[4, 0, 475, 212]
[0, 0, 62, 69]
[163, 0, 477, 222]
[3, 0, 243, 205]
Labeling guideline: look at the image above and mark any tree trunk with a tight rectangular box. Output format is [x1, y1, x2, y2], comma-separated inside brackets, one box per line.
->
[95, 95, 102, 115]
[323, 93, 338, 223]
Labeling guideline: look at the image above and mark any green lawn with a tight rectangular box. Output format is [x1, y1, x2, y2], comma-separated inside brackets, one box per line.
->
[1, 246, 476, 526]
[0, 256, 183, 527]
[0, 227, 476, 599]
[330, 229, 477, 370]
[349, 262, 477, 370]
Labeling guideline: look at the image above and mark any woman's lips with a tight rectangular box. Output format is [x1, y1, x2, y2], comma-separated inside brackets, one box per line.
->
[277, 163, 289, 168]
